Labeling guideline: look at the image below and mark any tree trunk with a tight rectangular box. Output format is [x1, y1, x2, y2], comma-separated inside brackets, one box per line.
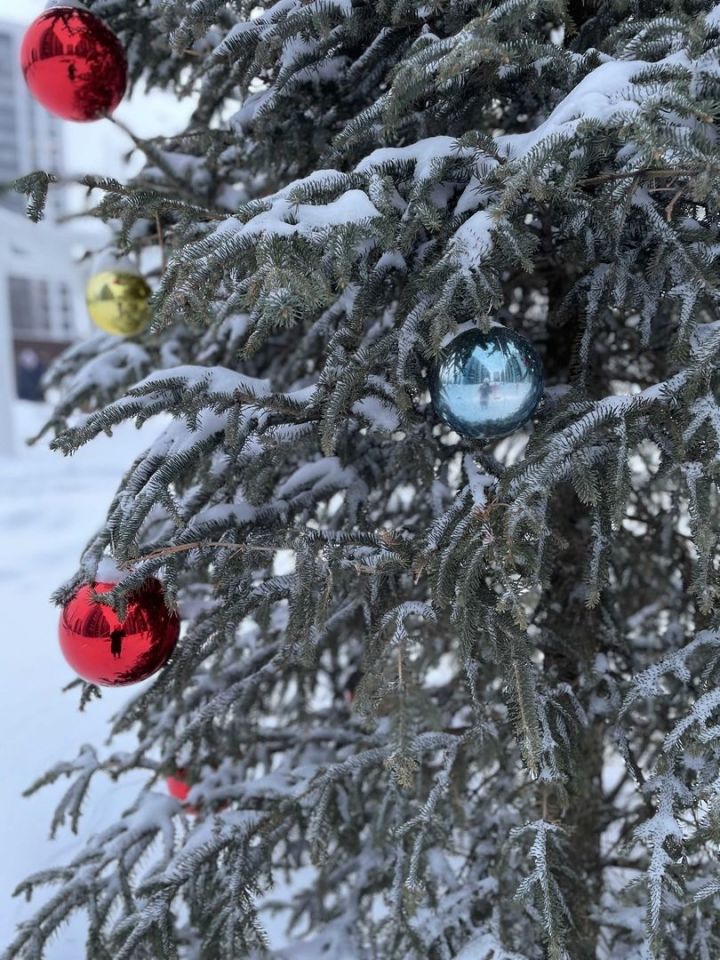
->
[542, 494, 604, 959]
[539, 240, 604, 958]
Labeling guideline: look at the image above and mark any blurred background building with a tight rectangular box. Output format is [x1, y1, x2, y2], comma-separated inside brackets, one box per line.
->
[0, 17, 86, 411]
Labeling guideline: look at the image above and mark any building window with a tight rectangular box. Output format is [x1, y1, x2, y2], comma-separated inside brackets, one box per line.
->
[7, 277, 74, 342]
[0, 35, 12, 76]
[9, 276, 50, 338]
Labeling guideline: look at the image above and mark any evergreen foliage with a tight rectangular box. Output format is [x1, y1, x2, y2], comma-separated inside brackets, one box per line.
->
[6, 0, 720, 957]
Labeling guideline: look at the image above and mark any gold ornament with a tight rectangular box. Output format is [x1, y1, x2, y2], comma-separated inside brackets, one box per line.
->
[86, 271, 151, 336]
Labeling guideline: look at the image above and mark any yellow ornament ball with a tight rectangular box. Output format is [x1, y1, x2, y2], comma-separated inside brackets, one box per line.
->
[85, 271, 152, 336]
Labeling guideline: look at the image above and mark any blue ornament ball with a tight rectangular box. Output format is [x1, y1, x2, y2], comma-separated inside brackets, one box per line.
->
[430, 327, 544, 440]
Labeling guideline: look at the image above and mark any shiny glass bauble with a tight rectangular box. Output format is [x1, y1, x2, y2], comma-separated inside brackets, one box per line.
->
[21, 7, 127, 122]
[430, 327, 544, 440]
[166, 771, 192, 804]
[59, 580, 179, 686]
[86, 271, 152, 336]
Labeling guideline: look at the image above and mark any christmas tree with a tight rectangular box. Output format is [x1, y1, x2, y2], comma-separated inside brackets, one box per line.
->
[6, 0, 720, 957]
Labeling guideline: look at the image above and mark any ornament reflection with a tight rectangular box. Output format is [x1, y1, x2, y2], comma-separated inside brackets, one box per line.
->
[85, 271, 152, 336]
[430, 327, 544, 440]
[21, 7, 127, 123]
[59, 580, 180, 686]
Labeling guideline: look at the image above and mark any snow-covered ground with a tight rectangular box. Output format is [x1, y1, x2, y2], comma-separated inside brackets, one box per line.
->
[0, 401, 161, 956]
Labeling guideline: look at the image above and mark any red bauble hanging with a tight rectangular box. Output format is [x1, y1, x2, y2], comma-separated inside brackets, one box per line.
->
[59, 580, 180, 686]
[166, 770, 191, 804]
[20, 6, 127, 122]
[166, 770, 200, 815]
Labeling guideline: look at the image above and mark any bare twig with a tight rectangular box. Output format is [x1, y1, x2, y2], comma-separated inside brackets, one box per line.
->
[123, 540, 279, 565]
[156, 213, 167, 272]
[579, 166, 712, 187]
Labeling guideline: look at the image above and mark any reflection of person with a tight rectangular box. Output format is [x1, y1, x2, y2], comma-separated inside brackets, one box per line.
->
[478, 380, 491, 408]
[16, 348, 46, 402]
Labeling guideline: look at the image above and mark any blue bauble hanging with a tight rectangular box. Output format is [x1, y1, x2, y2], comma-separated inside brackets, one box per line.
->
[430, 327, 543, 440]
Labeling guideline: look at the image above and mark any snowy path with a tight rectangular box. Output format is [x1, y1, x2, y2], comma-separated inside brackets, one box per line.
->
[0, 403, 160, 957]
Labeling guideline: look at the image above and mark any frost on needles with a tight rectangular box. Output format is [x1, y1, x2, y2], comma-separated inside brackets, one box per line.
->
[7, 1, 720, 959]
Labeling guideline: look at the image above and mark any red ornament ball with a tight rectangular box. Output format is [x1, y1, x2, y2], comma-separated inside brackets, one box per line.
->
[59, 580, 179, 686]
[166, 770, 191, 804]
[166, 770, 201, 814]
[21, 7, 127, 122]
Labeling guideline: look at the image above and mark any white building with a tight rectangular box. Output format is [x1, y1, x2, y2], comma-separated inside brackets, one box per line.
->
[0, 21, 64, 218]
[0, 17, 88, 451]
